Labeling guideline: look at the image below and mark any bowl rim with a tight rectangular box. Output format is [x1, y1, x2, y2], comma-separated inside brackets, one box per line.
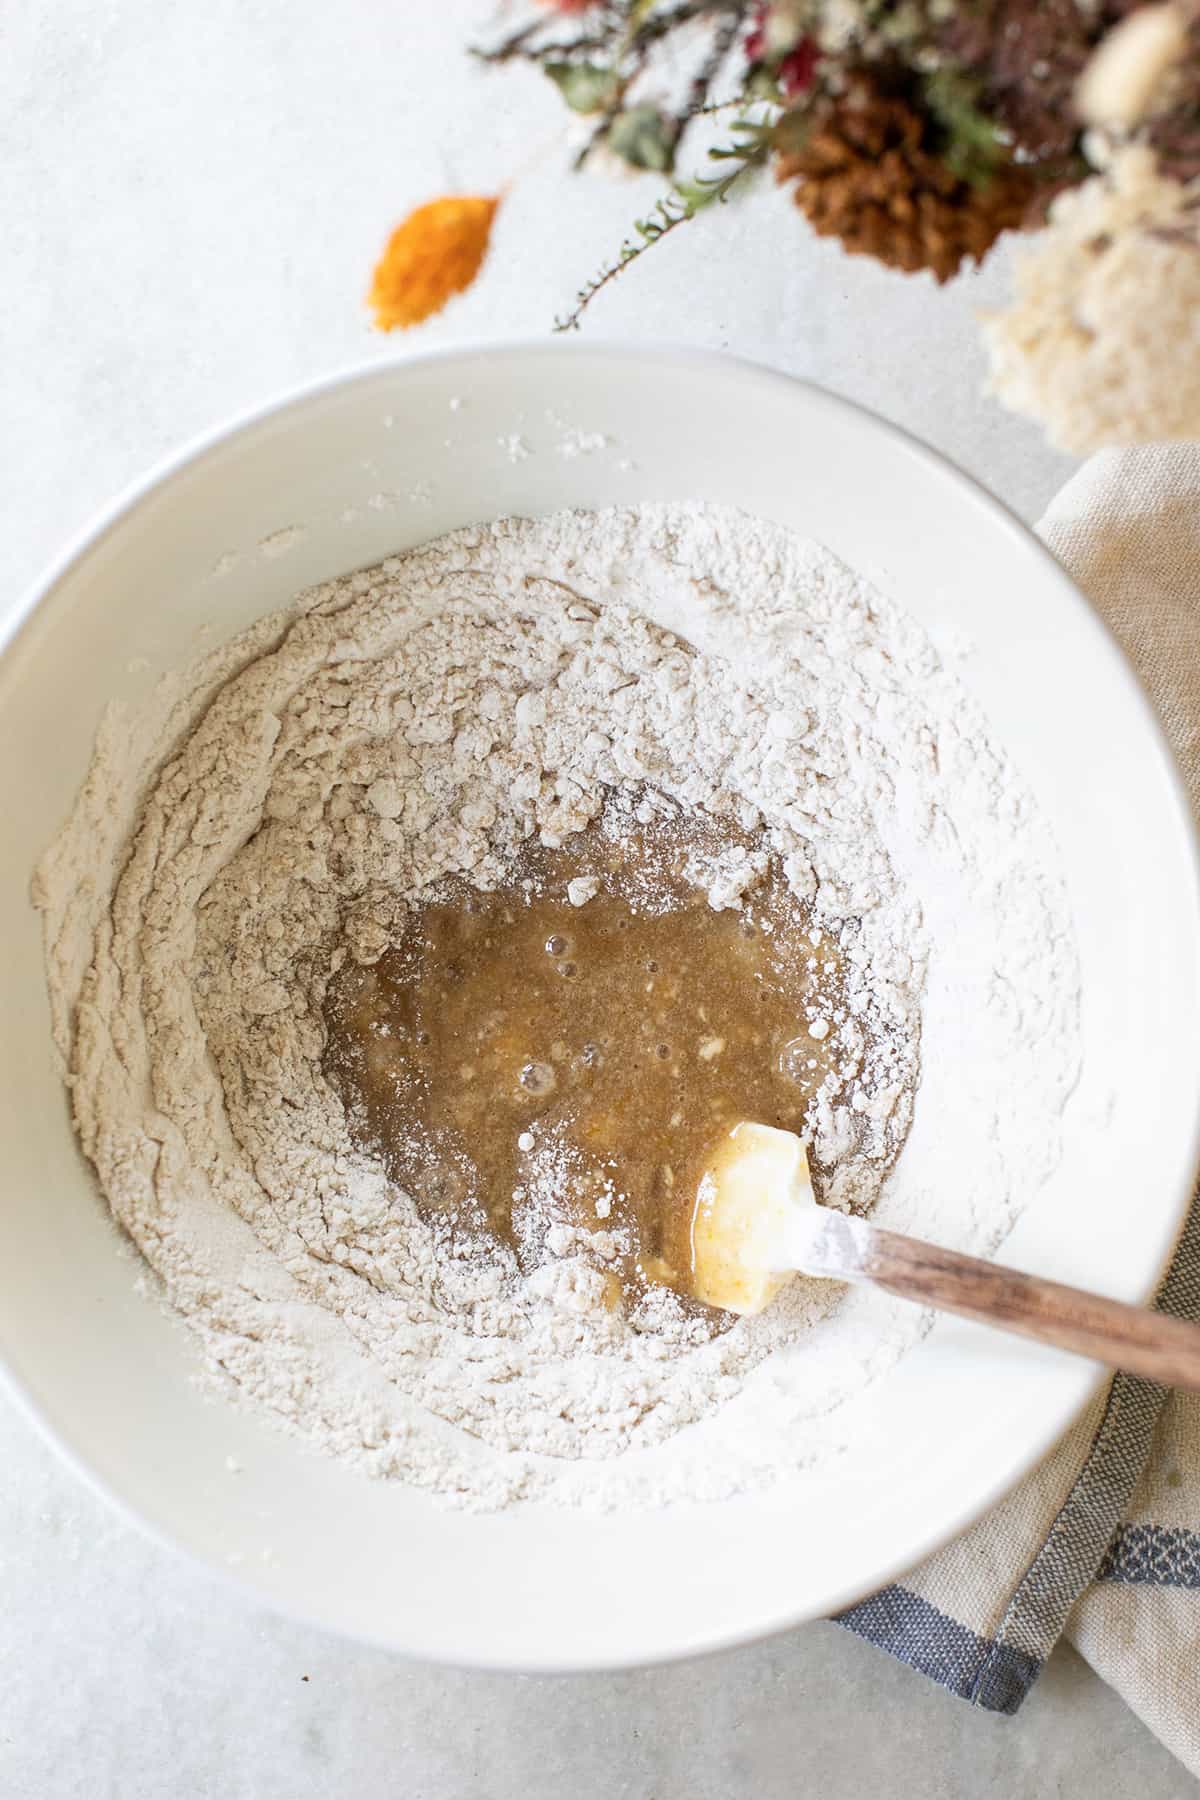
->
[4, 338, 1199, 1668]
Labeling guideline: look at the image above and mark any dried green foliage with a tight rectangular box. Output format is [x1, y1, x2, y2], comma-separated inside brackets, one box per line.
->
[473, 0, 1200, 315]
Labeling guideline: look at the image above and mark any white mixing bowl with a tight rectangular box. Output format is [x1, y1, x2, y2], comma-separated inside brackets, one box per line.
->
[2, 344, 1198, 1668]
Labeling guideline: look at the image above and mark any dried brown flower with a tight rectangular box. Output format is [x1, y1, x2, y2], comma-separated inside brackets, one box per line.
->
[776, 76, 1036, 281]
[936, 0, 1179, 164]
[938, 0, 1088, 161]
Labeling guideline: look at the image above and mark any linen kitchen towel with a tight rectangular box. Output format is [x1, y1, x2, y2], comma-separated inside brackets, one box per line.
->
[836, 443, 1200, 1778]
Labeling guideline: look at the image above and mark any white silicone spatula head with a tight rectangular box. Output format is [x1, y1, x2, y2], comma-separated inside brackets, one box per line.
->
[690, 1121, 826, 1313]
[689, 1120, 1200, 1394]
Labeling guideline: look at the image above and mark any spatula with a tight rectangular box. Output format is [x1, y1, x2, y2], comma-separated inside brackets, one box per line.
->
[691, 1122, 1200, 1390]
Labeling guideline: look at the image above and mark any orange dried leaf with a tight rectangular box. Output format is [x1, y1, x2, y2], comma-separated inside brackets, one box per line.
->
[368, 194, 499, 331]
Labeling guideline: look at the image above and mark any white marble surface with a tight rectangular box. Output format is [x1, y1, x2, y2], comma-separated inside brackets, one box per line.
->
[1, 5, 1190, 1794]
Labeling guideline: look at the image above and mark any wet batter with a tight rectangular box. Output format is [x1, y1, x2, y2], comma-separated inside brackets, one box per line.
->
[323, 808, 854, 1307]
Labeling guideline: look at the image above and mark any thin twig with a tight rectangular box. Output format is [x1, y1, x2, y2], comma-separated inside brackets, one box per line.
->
[661, 9, 744, 158]
[681, 11, 745, 123]
[478, 1, 753, 171]
[693, 95, 750, 116]
[629, 0, 746, 54]
[555, 197, 697, 329]
[472, 31, 614, 66]
[572, 70, 638, 171]
[470, 18, 545, 64]
[554, 142, 764, 331]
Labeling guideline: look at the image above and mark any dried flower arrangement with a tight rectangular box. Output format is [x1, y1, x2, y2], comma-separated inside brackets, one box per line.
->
[369, 1, 1200, 452]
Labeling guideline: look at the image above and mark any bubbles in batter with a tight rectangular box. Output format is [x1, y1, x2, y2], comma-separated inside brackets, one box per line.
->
[322, 796, 878, 1309]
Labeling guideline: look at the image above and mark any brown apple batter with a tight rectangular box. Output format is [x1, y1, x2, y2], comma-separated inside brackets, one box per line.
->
[322, 808, 854, 1307]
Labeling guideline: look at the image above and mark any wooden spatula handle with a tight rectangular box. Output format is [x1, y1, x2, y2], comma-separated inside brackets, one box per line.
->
[860, 1224, 1200, 1391]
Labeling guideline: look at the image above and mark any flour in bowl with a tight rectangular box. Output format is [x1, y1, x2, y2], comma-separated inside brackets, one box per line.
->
[34, 504, 1080, 1510]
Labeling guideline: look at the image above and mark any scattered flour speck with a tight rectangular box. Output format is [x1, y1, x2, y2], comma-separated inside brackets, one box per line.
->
[258, 525, 306, 560]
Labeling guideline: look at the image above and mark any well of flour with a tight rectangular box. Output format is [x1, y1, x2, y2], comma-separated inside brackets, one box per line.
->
[34, 504, 1080, 1512]
[320, 796, 906, 1311]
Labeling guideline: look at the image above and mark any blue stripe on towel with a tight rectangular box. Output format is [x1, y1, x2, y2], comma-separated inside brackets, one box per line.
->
[836, 1585, 1042, 1713]
[1098, 1523, 1200, 1588]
